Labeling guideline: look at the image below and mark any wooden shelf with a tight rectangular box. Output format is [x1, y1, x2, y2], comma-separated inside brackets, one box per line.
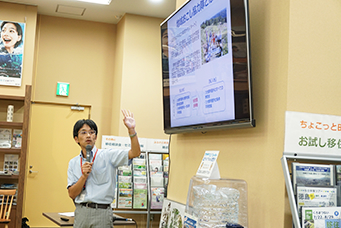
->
[0, 95, 25, 101]
[0, 174, 19, 180]
[0, 122, 23, 128]
[0, 148, 21, 154]
[0, 85, 31, 228]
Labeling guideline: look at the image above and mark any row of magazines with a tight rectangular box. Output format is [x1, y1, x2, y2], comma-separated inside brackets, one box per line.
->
[292, 162, 341, 228]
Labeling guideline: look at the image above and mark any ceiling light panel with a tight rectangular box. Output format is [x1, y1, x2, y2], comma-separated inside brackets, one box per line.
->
[77, 0, 112, 5]
[56, 5, 86, 16]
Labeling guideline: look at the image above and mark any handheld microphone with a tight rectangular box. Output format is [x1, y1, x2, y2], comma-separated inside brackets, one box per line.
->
[85, 145, 92, 162]
[113, 216, 133, 221]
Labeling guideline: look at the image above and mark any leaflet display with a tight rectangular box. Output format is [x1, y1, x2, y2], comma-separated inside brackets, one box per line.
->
[115, 152, 169, 210]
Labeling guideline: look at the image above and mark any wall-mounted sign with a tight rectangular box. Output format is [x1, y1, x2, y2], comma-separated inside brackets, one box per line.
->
[284, 111, 341, 157]
[0, 20, 25, 87]
[56, 82, 69, 96]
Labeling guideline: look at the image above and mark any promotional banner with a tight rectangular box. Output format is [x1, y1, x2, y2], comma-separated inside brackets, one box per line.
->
[284, 111, 341, 157]
[101, 136, 167, 152]
[0, 20, 25, 86]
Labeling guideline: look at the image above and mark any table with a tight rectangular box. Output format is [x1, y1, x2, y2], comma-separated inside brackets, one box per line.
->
[43, 212, 136, 227]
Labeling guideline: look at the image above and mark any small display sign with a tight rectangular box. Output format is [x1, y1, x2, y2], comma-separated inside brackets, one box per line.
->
[196, 150, 220, 179]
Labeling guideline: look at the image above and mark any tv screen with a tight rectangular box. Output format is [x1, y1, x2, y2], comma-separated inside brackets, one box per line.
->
[161, 0, 255, 134]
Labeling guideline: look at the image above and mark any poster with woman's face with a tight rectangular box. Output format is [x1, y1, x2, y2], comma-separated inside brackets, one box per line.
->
[0, 20, 25, 87]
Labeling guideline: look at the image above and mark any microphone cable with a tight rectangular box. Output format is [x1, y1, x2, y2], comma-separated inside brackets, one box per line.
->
[131, 218, 138, 228]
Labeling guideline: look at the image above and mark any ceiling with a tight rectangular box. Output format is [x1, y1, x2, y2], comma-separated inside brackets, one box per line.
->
[1, 0, 176, 24]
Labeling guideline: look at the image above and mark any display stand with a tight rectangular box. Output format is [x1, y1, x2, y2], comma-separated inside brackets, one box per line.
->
[146, 151, 168, 228]
[281, 111, 341, 228]
[282, 152, 341, 228]
[102, 136, 169, 228]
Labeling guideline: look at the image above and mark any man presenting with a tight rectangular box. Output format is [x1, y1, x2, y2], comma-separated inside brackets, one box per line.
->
[67, 110, 140, 228]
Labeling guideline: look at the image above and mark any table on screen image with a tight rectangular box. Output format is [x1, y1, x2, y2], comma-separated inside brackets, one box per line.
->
[42, 212, 136, 227]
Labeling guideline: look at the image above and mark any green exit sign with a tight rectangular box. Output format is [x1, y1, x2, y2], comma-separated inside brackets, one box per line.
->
[56, 82, 69, 96]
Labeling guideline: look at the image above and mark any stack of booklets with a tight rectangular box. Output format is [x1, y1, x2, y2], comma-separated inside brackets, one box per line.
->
[292, 162, 341, 228]
[133, 154, 147, 209]
[117, 165, 132, 208]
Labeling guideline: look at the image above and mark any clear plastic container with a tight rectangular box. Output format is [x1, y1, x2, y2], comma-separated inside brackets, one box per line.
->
[185, 176, 248, 228]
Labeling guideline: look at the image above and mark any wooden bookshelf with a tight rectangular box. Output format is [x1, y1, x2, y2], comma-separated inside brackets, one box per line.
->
[0, 85, 31, 228]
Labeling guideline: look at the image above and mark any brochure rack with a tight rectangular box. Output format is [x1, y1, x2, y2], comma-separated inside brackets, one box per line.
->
[101, 136, 169, 228]
[281, 151, 341, 228]
[114, 151, 169, 228]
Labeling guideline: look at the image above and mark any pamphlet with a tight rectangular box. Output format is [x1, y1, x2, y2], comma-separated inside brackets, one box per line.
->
[118, 175, 132, 183]
[12, 129, 22, 148]
[118, 169, 132, 176]
[118, 182, 132, 189]
[58, 212, 75, 217]
[134, 183, 147, 189]
[118, 165, 132, 171]
[118, 198, 132, 208]
[118, 188, 132, 208]
[297, 186, 337, 217]
[151, 187, 164, 209]
[184, 213, 198, 228]
[164, 159, 169, 172]
[302, 207, 341, 228]
[151, 172, 164, 187]
[133, 188, 147, 209]
[0, 128, 12, 148]
[133, 158, 146, 170]
[134, 176, 146, 183]
[150, 160, 163, 172]
[292, 163, 334, 193]
[149, 154, 162, 160]
[3, 154, 19, 173]
[134, 170, 146, 176]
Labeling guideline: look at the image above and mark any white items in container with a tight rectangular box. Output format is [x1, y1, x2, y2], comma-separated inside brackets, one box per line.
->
[7, 105, 14, 122]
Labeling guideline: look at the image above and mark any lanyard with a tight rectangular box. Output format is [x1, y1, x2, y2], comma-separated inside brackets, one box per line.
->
[80, 148, 98, 190]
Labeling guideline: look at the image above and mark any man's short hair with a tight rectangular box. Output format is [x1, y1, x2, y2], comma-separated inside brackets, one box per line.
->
[73, 119, 98, 138]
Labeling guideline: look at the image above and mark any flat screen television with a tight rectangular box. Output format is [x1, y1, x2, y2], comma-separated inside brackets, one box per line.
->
[161, 0, 255, 134]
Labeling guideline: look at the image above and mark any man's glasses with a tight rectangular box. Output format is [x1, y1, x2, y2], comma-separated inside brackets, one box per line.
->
[79, 130, 96, 136]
